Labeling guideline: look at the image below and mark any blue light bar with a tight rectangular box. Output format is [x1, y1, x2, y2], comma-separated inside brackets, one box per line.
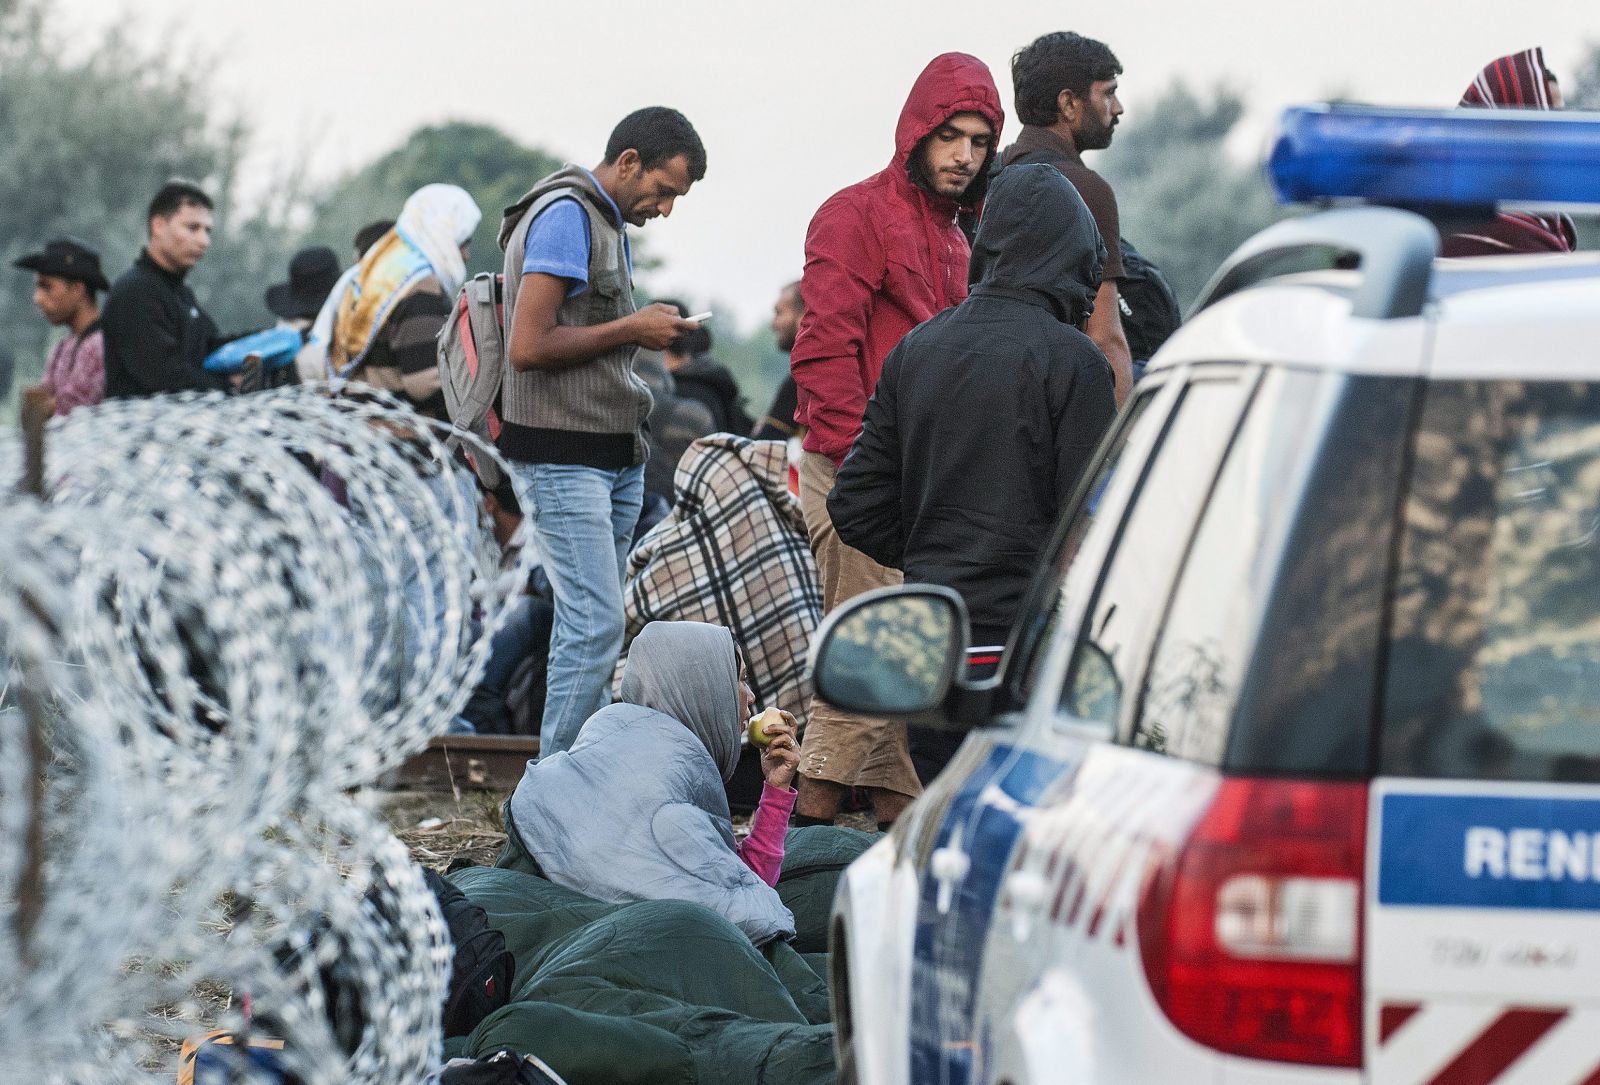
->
[1267, 104, 1600, 207]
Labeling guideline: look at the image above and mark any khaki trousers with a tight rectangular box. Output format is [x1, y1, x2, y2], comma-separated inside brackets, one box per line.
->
[797, 451, 920, 798]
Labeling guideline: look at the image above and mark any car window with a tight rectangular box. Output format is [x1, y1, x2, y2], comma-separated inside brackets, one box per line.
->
[1133, 368, 1323, 763]
[1060, 374, 1255, 727]
[1010, 389, 1156, 701]
[1382, 380, 1600, 783]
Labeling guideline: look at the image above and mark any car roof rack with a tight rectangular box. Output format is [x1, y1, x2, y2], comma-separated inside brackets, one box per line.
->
[1190, 206, 1439, 320]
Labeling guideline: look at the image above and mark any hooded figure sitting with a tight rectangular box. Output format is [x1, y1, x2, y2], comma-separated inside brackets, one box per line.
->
[828, 162, 1117, 657]
[504, 621, 802, 944]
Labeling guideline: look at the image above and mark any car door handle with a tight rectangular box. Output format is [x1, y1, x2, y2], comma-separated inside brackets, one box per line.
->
[931, 828, 970, 915]
[1007, 869, 1050, 942]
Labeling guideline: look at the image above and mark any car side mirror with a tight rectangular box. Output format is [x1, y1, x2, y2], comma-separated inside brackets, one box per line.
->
[808, 585, 969, 718]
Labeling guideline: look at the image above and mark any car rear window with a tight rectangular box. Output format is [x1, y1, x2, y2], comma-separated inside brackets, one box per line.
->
[1382, 380, 1600, 784]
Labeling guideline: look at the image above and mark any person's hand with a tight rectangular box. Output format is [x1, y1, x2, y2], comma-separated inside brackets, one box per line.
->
[628, 303, 700, 351]
[33, 390, 57, 419]
[757, 709, 800, 791]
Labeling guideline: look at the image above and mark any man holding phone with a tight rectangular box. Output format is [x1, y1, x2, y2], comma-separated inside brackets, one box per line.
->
[499, 106, 707, 755]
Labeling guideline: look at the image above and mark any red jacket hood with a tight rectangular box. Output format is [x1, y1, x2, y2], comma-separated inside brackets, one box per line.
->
[892, 52, 1005, 169]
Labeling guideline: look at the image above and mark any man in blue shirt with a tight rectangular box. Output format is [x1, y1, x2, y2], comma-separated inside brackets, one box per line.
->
[496, 107, 706, 754]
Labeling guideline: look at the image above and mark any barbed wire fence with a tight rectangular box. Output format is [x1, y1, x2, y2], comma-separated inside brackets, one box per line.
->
[1, 385, 527, 1084]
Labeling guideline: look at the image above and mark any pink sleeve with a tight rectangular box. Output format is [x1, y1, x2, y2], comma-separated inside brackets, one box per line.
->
[736, 781, 796, 887]
[53, 332, 105, 414]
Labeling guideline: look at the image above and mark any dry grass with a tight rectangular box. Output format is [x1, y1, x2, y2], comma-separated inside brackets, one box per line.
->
[379, 782, 877, 873]
[381, 787, 509, 871]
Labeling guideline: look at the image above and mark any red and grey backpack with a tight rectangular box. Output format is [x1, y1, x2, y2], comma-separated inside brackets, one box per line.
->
[438, 200, 541, 488]
[437, 271, 508, 486]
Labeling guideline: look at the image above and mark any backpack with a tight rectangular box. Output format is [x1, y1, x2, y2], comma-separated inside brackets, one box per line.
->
[1116, 237, 1182, 363]
[438, 193, 545, 489]
[422, 868, 515, 1038]
[438, 1048, 569, 1085]
[437, 272, 509, 488]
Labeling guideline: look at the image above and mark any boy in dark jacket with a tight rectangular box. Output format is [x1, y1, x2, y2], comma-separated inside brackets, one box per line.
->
[829, 162, 1116, 656]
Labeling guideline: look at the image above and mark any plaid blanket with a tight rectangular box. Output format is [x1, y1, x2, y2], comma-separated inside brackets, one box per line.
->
[615, 435, 822, 725]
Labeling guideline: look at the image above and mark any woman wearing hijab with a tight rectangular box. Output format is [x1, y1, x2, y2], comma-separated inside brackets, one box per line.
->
[503, 621, 803, 944]
[1442, 47, 1578, 258]
[318, 183, 482, 418]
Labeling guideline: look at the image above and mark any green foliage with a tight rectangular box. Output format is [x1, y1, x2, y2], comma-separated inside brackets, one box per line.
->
[303, 122, 565, 278]
[0, 0, 304, 407]
[1097, 81, 1286, 310]
[1569, 41, 1600, 249]
[637, 291, 786, 419]
[709, 313, 786, 419]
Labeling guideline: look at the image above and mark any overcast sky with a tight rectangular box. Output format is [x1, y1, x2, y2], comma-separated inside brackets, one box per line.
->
[55, 1, 1599, 331]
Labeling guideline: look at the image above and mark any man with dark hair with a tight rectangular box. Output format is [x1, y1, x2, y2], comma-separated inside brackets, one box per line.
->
[998, 31, 1134, 403]
[353, 219, 395, 261]
[790, 53, 1003, 828]
[829, 163, 1117, 779]
[13, 238, 109, 416]
[101, 179, 230, 398]
[495, 106, 707, 755]
[753, 281, 804, 443]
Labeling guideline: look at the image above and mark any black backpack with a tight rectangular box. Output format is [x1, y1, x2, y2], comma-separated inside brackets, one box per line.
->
[423, 868, 515, 1038]
[440, 1048, 569, 1085]
[1116, 237, 1182, 363]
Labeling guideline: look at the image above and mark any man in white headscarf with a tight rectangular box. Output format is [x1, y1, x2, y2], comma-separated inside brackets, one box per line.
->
[319, 183, 481, 419]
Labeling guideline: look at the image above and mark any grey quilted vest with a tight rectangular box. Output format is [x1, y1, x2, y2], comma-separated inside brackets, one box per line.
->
[496, 165, 653, 468]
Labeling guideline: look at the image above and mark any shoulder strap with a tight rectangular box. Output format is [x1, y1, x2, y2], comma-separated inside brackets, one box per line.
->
[499, 186, 600, 328]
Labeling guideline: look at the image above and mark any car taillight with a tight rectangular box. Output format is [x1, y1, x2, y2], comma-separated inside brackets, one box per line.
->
[1137, 777, 1367, 1068]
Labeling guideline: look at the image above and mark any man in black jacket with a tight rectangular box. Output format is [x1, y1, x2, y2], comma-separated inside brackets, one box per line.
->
[829, 162, 1116, 662]
[102, 180, 230, 399]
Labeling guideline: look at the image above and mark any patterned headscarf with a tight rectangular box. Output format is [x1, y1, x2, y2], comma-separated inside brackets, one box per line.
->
[1461, 46, 1559, 110]
[325, 184, 481, 377]
[1443, 47, 1576, 257]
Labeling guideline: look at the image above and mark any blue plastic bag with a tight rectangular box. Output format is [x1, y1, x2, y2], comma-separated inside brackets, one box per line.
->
[203, 327, 303, 374]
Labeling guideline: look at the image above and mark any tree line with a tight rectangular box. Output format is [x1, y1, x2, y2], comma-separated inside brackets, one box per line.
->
[2, 0, 1595, 414]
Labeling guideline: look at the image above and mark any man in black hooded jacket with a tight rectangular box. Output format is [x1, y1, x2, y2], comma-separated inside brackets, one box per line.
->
[828, 162, 1116, 660]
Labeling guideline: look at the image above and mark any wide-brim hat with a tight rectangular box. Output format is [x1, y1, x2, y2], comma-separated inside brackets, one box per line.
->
[12, 238, 110, 292]
[266, 245, 341, 320]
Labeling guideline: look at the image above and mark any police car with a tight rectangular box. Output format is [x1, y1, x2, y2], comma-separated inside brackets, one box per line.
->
[812, 104, 1600, 1085]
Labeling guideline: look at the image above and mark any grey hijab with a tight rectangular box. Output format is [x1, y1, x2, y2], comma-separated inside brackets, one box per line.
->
[619, 622, 742, 781]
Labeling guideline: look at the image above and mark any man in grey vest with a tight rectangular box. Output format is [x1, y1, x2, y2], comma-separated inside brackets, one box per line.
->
[499, 106, 707, 755]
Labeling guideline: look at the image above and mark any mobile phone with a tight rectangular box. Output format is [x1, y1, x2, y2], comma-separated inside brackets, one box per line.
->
[685, 311, 713, 324]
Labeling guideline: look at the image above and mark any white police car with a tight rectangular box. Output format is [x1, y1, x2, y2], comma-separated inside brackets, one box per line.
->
[813, 105, 1600, 1085]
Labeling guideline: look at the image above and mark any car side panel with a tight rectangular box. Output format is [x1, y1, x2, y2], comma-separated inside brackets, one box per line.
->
[973, 741, 1225, 1084]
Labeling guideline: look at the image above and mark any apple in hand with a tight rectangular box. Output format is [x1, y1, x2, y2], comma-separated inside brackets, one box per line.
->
[747, 706, 783, 749]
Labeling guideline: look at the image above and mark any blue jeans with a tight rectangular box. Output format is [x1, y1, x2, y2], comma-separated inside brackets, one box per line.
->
[458, 594, 555, 734]
[511, 461, 644, 754]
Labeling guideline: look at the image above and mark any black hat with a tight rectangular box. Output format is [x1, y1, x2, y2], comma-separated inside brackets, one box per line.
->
[12, 238, 110, 292]
[265, 246, 341, 320]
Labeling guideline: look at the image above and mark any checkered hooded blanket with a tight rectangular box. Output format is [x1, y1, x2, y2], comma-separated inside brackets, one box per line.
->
[614, 435, 822, 726]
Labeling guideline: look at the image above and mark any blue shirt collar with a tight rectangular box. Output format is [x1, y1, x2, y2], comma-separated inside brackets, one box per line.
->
[580, 167, 627, 229]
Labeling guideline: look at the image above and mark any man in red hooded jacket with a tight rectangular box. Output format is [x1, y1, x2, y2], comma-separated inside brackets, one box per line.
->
[790, 52, 1003, 828]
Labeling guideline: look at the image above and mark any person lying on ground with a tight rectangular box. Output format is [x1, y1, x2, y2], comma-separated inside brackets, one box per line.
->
[504, 620, 801, 944]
